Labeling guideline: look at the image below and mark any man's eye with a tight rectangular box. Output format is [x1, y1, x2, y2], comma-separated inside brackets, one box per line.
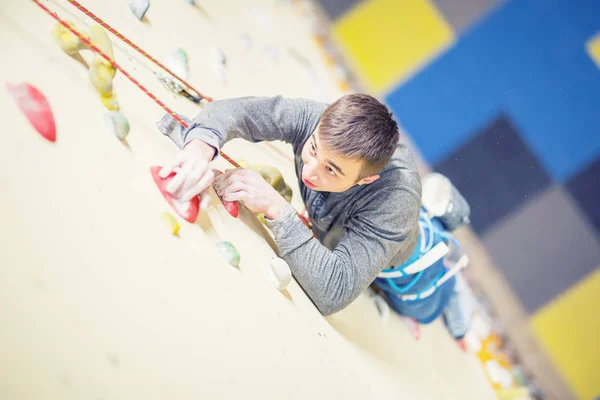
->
[310, 143, 316, 154]
[326, 166, 336, 176]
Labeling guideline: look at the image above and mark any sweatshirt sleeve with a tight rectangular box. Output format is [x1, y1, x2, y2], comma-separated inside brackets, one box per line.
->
[266, 186, 421, 315]
[181, 95, 326, 158]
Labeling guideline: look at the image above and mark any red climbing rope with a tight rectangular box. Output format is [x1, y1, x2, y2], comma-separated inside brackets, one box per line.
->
[63, 0, 212, 102]
[31, 0, 313, 228]
[31, 0, 240, 168]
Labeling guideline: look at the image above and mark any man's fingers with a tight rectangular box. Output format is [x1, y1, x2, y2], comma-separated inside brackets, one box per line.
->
[159, 152, 185, 178]
[221, 168, 244, 182]
[178, 161, 209, 200]
[222, 191, 247, 202]
[166, 160, 194, 195]
[181, 169, 214, 202]
[218, 180, 248, 197]
[172, 198, 191, 215]
[222, 168, 238, 178]
[199, 192, 211, 210]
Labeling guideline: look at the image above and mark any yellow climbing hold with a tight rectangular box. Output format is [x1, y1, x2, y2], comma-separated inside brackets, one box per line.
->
[239, 160, 293, 203]
[161, 212, 180, 236]
[99, 92, 119, 111]
[89, 25, 115, 68]
[51, 21, 89, 55]
[89, 58, 115, 95]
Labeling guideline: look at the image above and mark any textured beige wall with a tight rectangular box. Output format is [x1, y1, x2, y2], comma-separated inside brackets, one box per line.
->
[0, 1, 495, 398]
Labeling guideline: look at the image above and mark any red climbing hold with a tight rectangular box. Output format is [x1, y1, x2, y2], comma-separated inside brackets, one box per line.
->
[456, 338, 468, 353]
[150, 166, 199, 223]
[213, 169, 239, 218]
[222, 198, 239, 218]
[7, 82, 56, 142]
[401, 316, 421, 341]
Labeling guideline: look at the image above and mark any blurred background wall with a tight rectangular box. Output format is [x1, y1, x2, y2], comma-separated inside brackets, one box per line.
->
[315, 0, 600, 398]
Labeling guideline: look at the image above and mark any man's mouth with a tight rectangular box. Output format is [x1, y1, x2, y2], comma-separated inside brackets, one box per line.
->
[303, 178, 316, 189]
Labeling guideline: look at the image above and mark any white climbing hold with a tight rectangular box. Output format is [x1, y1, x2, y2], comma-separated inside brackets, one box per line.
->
[127, 0, 149, 20]
[263, 44, 280, 62]
[210, 47, 227, 84]
[367, 287, 390, 323]
[265, 256, 292, 290]
[211, 47, 226, 65]
[372, 294, 390, 323]
[239, 33, 253, 50]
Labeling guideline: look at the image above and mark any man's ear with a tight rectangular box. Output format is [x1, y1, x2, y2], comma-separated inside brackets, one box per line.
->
[357, 174, 380, 185]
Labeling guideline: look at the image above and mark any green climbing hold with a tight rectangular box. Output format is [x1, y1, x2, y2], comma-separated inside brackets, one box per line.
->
[217, 241, 240, 267]
[176, 48, 189, 64]
[103, 110, 130, 140]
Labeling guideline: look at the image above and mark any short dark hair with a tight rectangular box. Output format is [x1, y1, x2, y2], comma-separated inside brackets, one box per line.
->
[319, 93, 399, 179]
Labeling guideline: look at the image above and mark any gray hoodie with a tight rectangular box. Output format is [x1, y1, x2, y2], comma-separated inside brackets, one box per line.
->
[158, 95, 422, 315]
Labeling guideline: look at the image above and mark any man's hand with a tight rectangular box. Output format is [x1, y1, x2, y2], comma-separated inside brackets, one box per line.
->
[213, 169, 288, 220]
[159, 140, 216, 208]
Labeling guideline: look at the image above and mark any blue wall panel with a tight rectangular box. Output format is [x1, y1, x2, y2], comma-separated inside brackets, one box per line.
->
[385, 0, 600, 182]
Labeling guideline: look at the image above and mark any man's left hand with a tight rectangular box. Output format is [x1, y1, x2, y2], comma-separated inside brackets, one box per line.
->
[213, 169, 288, 220]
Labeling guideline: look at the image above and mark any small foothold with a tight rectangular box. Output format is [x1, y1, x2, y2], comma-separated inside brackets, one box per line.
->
[213, 170, 239, 218]
[401, 317, 421, 341]
[99, 92, 119, 111]
[150, 166, 199, 223]
[127, 0, 150, 20]
[89, 25, 115, 68]
[211, 47, 226, 65]
[89, 58, 115, 95]
[52, 21, 88, 55]
[210, 47, 227, 84]
[371, 294, 390, 323]
[456, 338, 468, 352]
[211, 64, 226, 84]
[163, 48, 190, 81]
[175, 48, 189, 64]
[6, 82, 56, 142]
[257, 213, 267, 225]
[103, 111, 130, 140]
[263, 44, 280, 62]
[265, 256, 292, 290]
[239, 33, 253, 50]
[161, 212, 180, 236]
[217, 241, 240, 267]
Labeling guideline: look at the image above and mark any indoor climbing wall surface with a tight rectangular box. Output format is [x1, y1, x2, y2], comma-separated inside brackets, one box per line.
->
[0, 0, 494, 399]
[320, 0, 600, 398]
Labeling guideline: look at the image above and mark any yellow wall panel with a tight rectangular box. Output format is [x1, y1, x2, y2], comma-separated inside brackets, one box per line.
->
[333, 0, 454, 93]
[531, 268, 600, 400]
[587, 32, 600, 68]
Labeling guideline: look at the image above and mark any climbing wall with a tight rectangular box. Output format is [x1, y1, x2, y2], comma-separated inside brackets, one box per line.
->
[0, 0, 495, 399]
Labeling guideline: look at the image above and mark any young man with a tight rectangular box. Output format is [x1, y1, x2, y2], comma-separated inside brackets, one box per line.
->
[156, 94, 428, 317]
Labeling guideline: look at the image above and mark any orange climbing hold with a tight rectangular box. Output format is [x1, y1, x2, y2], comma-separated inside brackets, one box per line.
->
[150, 166, 199, 223]
[7, 82, 56, 142]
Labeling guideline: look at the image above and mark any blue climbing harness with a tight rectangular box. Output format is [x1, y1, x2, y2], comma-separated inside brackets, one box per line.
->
[374, 209, 468, 323]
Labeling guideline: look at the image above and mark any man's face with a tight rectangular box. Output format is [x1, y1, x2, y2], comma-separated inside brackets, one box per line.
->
[300, 128, 379, 193]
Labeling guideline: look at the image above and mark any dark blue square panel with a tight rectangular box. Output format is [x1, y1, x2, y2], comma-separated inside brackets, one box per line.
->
[566, 156, 600, 237]
[433, 114, 552, 235]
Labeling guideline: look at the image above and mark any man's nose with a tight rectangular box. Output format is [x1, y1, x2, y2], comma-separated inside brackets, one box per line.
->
[305, 160, 319, 180]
